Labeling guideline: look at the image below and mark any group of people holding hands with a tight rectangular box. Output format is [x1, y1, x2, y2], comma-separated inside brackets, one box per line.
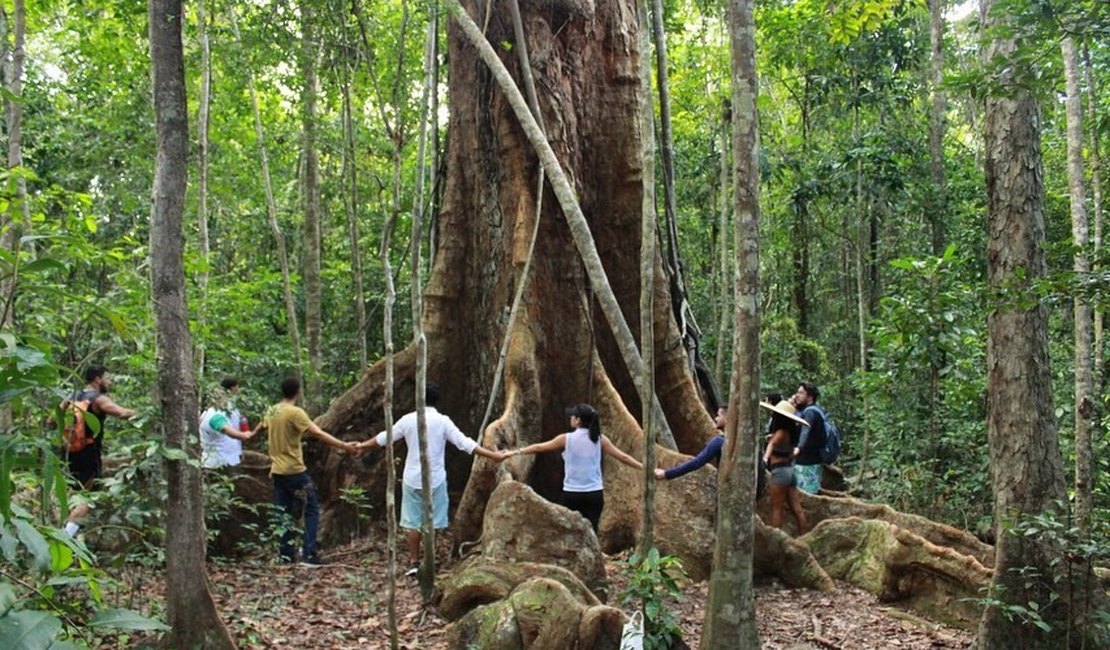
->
[64, 365, 828, 572]
[195, 376, 827, 570]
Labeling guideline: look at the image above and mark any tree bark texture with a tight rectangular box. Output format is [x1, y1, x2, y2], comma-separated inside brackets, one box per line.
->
[147, 0, 235, 646]
[300, 0, 323, 413]
[1061, 37, 1094, 536]
[977, 1, 1069, 647]
[703, 0, 760, 646]
[314, 0, 716, 564]
[637, 0, 658, 557]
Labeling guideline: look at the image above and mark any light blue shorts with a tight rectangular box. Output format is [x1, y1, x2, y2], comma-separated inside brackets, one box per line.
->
[400, 482, 449, 531]
[795, 464, 823, 494]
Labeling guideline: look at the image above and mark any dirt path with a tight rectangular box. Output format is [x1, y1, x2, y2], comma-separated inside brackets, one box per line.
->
[124, 535, 974, 649]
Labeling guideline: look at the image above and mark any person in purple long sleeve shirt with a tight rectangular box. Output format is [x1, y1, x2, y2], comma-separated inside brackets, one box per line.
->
[654, 407, 727, 481]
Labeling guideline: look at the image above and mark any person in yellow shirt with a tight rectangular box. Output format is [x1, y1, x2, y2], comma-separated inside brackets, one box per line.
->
[260, 377, 358, 566]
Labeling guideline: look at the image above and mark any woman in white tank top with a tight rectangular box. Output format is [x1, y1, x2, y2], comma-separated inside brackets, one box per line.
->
[510, 403, 643, 532]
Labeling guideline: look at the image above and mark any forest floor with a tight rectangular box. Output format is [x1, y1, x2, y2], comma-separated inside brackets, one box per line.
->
[119, 531, 975, 649]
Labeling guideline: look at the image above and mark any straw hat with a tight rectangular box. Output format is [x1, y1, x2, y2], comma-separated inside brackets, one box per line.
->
[758, 400, 809, 426]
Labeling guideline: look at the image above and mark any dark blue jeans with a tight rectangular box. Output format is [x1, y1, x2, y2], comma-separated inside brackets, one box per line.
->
[272, 472, 319, 561]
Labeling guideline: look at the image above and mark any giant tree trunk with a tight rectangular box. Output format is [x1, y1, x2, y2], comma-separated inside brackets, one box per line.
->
[300, 0, 323, 413]
[313, 0, 715, 560]
[147, 1, 235, 646]
[1061, 37, 1094, 535]
[977, 1, 1069, 647]
[703, 0, 760, 645]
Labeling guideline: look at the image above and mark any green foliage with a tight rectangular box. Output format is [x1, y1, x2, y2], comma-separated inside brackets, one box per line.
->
[970, 507, 1110, 647]
[619, 548, 686, 650]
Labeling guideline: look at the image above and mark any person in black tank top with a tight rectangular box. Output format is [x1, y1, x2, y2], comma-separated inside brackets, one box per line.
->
[60, 366, 136, 537]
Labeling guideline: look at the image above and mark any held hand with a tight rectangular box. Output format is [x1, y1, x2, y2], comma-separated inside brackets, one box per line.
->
[653, 468, 666, 481]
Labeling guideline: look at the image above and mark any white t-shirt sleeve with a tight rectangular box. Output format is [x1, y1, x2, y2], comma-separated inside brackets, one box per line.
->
[374, 413, 412, 447]
[444, 417, 479, 454]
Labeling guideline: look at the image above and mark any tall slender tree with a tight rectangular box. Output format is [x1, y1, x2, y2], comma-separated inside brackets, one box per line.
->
[637, 0, 658, 557]
[976, 0, 1069, 646]
[926, 0, 947, 255]
[411, 5, 437, 602]
[300, 0, 324, 412]
[704, 0, 760, 645]
[1061, 36, 1094, 535]
[148, 0, 235, 646]
[194, 0, 213, 387]
[1084, 44, 1104, 401]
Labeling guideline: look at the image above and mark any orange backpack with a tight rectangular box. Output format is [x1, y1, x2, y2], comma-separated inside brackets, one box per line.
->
[62, 397, 95, 453]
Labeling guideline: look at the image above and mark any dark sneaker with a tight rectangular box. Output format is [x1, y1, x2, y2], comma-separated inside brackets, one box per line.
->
[404, 564, 419, 577]
[299, 554, 325, 568]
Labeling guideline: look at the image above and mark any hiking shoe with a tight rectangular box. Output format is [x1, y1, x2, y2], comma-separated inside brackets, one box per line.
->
[299, 554, 326, 568]
[404, 564, 419, 577]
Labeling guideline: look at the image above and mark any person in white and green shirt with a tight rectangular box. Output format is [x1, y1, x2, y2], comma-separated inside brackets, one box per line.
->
[200, 377, 255, 468]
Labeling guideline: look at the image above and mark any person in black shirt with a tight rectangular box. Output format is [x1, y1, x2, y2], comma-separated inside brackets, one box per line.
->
[62, 366, 135, 537]
[791, 382, 825, 494]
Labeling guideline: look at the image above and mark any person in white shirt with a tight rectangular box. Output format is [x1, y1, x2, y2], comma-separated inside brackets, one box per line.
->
[358, 382, 508, 573]
[200, 378, 255, 468]
[508, 403, 643, 533]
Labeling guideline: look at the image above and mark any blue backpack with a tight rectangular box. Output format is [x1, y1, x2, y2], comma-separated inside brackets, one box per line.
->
[802, 404, 842, 465]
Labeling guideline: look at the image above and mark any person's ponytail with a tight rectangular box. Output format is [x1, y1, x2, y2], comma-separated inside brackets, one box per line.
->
[588, 419, 601, 444]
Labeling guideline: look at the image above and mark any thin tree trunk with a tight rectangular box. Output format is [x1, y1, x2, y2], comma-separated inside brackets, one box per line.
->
[230, 10, 303, 384]
[194, 0, 212, 387]
[854, 146, 873, 487]
[926, 0, 947, 255]
[300, 0, 323, 413]
[148, 0, 235, 646]
[6, 0, 29, 235]
[1061, 36, 1094, 535]
[341, 79, 368, 373]
[704, 0, 760, 645]
[976, 1, 1069, 646]
[714, 104, 731, 383]
[650, 0, 698, 372]
[637, 0, 658, 558]
[412, 6, 437, 603]
[1084, 43, 1104, 404]
[445, 0, 678, 450]
[380, 177, 401, 650]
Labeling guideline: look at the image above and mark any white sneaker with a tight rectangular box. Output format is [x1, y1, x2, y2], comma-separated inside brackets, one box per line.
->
[404, 565, 419, 577]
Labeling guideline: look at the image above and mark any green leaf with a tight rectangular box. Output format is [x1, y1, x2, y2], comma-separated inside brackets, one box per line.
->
[158, 447, 188, 462]
[48, 540, 73, 573]
[13, 520, 51, 571]
[0, 609, 63, 650]
[0, 582, 16, 616]
[88, 609, 169, 632]
[18, 259, 67, 276]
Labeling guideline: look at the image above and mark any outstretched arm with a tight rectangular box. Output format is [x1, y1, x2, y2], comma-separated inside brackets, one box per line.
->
[95, 395, 135, 419]
[512, 434, 566, 456]
[221, 423, 253, 442]
[601, 436, 643, 470]
[306, 422, 358, 454]
[661, 436, 724, 480]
